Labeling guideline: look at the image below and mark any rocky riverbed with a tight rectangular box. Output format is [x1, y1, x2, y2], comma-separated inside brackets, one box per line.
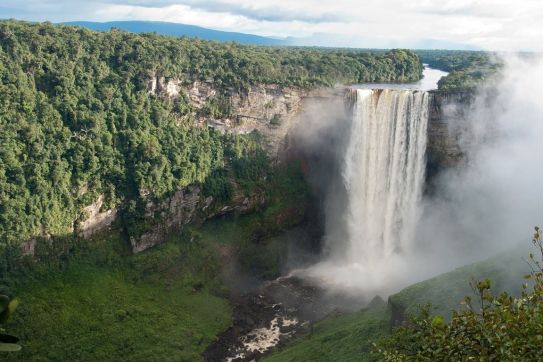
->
[203, 276, 357, 361]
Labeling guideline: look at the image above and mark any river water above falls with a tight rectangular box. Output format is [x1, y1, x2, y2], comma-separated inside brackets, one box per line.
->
[355, 65, 448, 91]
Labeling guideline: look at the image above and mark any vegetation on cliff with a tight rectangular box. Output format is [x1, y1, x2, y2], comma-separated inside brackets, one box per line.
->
[0, 19, 422, 248]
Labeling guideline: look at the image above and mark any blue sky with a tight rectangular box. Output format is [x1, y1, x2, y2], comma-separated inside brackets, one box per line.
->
[1, 0, 542, 50]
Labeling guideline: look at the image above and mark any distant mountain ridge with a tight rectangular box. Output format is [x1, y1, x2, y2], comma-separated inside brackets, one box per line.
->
[61, 20, 479, 50]
[62, 21, 286, 46]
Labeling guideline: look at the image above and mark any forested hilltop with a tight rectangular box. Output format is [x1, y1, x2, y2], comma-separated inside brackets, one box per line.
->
[0, 20, 423, 248]
[415, 49, 499, 90]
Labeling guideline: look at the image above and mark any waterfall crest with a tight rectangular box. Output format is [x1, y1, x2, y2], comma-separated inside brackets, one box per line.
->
[343, 89, 429, 263]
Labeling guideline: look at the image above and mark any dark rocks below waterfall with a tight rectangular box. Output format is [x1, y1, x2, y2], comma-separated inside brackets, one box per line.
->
[203, 276, 366, 362]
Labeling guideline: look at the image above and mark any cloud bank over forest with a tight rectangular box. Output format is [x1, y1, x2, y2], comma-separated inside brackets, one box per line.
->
[2, 0, 542, 50]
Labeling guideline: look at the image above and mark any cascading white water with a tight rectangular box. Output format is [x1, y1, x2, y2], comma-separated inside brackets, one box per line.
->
[343, 89, 429, 263]
[297, 88, 429, 296]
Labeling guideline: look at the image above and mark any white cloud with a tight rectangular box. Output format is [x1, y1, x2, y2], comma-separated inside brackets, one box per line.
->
[1, 0, 542, 50]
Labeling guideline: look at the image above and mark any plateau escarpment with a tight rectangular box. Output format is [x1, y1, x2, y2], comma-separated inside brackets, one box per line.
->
[1, 20, 422, 256]
[125, 81, 309, 252]
[48, 84, 473, 255]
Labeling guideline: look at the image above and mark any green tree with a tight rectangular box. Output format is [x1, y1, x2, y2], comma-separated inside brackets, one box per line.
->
[0, 295, 20, 352]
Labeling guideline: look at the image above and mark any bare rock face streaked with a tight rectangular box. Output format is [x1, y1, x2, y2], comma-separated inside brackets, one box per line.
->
[147, 74, 310, 161]
[206, 84, 305, 161]
[79, 194, 118, 239]
[130, 185, 201, 253]
[426, 90, 473, 177]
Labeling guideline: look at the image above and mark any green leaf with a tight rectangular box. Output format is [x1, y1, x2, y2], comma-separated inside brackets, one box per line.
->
[431, 315, 445, 328]
[0, 343, 21, 352]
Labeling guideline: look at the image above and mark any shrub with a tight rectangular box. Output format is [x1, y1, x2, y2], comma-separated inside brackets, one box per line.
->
[375, 226, 543, 361]
[269, 113, 282, 126]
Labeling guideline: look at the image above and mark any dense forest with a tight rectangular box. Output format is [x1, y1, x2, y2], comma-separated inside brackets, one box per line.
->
[0, 20, 423, 247]
[415, 49, 499, 90]
[277, 46, 498, 90]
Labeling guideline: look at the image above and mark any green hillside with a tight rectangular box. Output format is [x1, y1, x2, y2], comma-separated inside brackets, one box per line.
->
[265, 246, 530, 362]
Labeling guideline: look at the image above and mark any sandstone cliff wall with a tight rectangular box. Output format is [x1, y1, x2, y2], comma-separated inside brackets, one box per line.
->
[426, 90, 474, 182]
[76, 80, 314, 253]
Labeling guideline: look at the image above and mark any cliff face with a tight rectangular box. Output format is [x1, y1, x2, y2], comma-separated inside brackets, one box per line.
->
[76, 86, 473, 254]
[426, 90, 473, 183]
[77, 80, 309, 253]
[148, 76, 306, 161]
[79, 194, 118, 239]
[130, 182, 268, 253]
[199, 83, 305, 161]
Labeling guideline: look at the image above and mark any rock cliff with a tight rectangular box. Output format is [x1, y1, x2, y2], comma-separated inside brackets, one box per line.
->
[129, 180, 268, 253]
[79, 194, 118, 239]
[426, 90, 474, 182]
[75, 85, 473, 254]
[76, 80, 313, 253]
[148, 75, 307, 161]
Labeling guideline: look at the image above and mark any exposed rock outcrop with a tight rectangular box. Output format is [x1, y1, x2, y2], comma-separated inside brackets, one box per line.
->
[187, 80, 217, 108]
[147, 75, 182, 97]
[205, 84, 306, 161]
[79, 194, 117, 239]
[426, 90, 474, 181]
[130, 185, 201, 253]
[131, 179, 268, 253]
[148, 74, 308, 161]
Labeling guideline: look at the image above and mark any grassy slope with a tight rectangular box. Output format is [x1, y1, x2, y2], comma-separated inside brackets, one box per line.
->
[266, 246, 530, 362]
[4, 231, 232, 361]
[391, 246, 529, 319]
[10, 266, 230, 361]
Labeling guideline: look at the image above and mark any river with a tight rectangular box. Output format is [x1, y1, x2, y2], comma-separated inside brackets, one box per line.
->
[354, 65, 449, 91]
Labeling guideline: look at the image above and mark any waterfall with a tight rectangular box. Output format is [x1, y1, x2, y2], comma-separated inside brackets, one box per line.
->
[343, 89, 429, 263]
[296, 88, 430, 296]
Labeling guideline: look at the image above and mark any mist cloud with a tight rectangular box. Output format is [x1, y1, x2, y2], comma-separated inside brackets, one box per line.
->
[417, 55, 543, 265]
